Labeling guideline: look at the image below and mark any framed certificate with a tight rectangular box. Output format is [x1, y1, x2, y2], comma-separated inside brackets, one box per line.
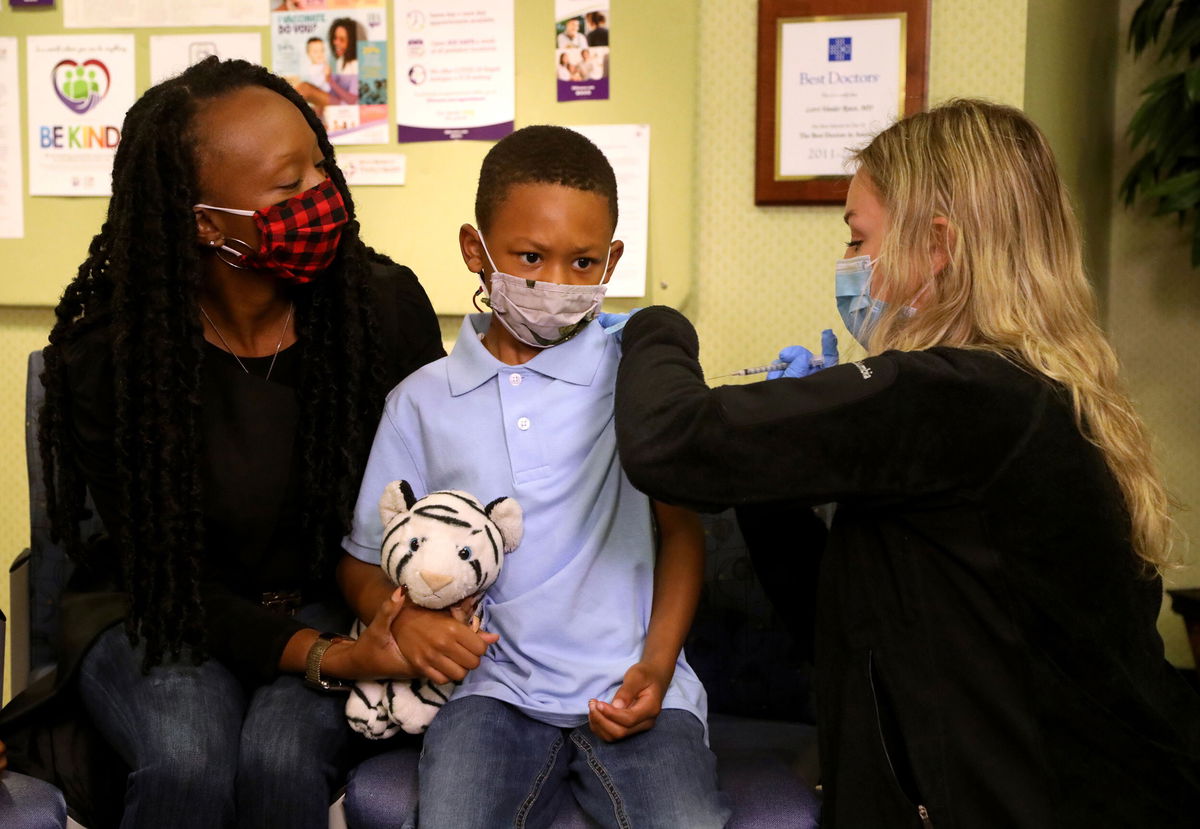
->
[755, 0, 929, 205]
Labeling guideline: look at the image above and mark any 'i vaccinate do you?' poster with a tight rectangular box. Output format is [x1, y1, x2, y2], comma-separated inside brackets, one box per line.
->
[272, 0, 390, 145]
[394, 0, 515, 142]
[27, 34, 135, 197]
[555, 1, 609, 102]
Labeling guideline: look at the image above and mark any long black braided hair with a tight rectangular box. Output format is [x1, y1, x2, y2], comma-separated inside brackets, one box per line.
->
[40, 58, 388, 669]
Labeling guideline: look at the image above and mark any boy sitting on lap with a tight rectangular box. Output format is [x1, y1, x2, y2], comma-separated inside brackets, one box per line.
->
[338, 125, 728, 829]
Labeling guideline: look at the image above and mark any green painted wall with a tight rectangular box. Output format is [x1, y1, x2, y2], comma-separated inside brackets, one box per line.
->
[1024, 0, 1119, 312]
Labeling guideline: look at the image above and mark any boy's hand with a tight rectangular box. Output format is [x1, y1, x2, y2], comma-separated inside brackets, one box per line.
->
[587, 661, 671, 742]
[391, 600, 499, 685]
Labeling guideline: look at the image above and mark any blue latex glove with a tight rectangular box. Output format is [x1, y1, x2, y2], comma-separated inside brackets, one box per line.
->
[766, 329, 839, 379]
[820, 328, 839, 368]
[598, 309, 641, 343]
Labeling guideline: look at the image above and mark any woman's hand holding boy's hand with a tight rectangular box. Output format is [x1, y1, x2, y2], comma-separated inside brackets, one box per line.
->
[390, 600, 499, 685]
[321, 587, 412, 680]
[587, 660, 672, 742]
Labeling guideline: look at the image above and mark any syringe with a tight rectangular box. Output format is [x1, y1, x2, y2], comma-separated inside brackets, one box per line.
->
[714, 357, 825, 379]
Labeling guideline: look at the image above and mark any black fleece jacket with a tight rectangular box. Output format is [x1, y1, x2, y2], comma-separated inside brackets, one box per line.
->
[614, 305, 1200, 828]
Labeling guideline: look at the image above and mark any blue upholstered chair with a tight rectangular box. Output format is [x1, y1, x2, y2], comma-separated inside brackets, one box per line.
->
[7, 351, 822, 828]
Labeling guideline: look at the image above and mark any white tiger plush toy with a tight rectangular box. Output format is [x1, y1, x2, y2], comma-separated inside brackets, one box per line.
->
[345, 479, 523, 739]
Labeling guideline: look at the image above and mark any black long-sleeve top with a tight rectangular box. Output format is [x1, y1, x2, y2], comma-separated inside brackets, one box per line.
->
[58, 262, 445, 683]
[614, 306, 1200, 828]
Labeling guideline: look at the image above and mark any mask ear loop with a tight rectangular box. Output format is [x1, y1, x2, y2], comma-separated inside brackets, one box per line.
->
[473, 230, 499, 311]
[195, 202, 259, 271]
[599, 242, 614, 285]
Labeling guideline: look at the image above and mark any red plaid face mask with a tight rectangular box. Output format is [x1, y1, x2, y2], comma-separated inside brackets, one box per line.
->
[195, 178, 348, 283]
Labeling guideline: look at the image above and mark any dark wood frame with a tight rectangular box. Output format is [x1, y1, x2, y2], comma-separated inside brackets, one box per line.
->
[755, 0, 929, 205]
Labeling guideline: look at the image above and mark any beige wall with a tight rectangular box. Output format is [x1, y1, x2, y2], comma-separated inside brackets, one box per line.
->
[691, 0, 1029, 380]
[1025, 0, 1200, 666]
[1024, 0, 1118, 310]
[1108, 0, 1200, 667]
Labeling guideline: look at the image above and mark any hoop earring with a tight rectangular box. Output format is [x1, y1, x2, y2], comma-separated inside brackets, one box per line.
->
[212, 236, 254, 270]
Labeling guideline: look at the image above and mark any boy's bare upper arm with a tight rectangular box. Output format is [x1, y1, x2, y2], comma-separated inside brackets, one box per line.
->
[651, 500, 705, 550]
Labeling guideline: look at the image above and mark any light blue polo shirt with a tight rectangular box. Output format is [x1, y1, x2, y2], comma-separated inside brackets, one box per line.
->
[344, 313, 707, 730]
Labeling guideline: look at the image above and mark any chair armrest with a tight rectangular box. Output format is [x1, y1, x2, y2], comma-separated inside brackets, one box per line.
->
[8, 547, 32, 698]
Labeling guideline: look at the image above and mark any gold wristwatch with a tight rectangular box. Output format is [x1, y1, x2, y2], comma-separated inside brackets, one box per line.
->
[304, 631, 351, 692]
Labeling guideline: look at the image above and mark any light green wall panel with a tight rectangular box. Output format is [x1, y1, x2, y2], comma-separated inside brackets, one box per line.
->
[0, 1, 697, 312]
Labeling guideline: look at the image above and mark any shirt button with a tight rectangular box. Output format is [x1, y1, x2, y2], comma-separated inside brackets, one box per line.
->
[508, 373, 523, 386]
[517, 417, 531, 431]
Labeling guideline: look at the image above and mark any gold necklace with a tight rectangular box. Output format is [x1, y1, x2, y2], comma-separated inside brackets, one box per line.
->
[199, 303, 294, 382]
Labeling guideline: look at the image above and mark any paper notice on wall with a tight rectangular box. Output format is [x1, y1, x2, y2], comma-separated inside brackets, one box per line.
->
[27, 35, 136, 197]
[149, 33, 262, 86]
[555, 1, 609, 102]
[394, 0, 515, 142]
[567, 124, 649, 297]
[339, 152, 406, 185]
[0, 37, 25, 238]
[273, 1, 390, 145]
[63, 0, 266, 28]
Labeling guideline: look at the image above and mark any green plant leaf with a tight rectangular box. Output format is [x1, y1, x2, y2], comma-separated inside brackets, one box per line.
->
[1130, 0, 1176, 55]
[1187, 65, 1200, 100]
[1164, 0, 1200, 58]
[1120, 152, 1160, 205]
[1126, 1, 1200, 267]
[1148, 170, 1200, 213]
[1127, 74, 1187, 148]
[1153, 115, 1200, 172]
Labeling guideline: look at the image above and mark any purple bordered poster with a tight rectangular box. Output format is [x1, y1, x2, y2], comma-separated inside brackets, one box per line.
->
[555, 1, 609, 102]
[394, 0, 514, 143]
[10, 0, 56, 8]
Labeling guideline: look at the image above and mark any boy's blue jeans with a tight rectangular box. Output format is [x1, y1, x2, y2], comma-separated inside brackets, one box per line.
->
[77, 603, 354, 829]
[347, 694, 731, 829]
[0, 770, 67, 829]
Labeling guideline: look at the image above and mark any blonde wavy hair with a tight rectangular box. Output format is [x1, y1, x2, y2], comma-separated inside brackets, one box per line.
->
[854, 98, 1175, 573]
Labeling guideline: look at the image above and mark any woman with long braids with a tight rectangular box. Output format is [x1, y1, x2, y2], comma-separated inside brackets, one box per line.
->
[1, 58, 444, 827]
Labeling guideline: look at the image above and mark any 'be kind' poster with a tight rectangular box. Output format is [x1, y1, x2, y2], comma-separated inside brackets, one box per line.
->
[27, 35, 136, 197]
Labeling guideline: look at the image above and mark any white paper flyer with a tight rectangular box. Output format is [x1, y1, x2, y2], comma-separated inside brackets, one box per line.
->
[149, 33, 263, 86]
[567, 124, 649, 298]
[0, 37, 25, 237]
[394, 0, 515, 142]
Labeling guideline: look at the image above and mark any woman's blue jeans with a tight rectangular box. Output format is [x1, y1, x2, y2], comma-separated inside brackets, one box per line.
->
[347, 694, 731, 829]
[78, 604, 354, 829]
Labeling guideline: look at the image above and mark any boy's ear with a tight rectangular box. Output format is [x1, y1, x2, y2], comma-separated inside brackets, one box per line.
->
[460, 223, 486, 274]
[601, 239, 624, 285]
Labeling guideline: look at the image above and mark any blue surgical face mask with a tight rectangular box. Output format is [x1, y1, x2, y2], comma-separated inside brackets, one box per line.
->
[835, 254, 923, 349]
[835, 254, 884, 348]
